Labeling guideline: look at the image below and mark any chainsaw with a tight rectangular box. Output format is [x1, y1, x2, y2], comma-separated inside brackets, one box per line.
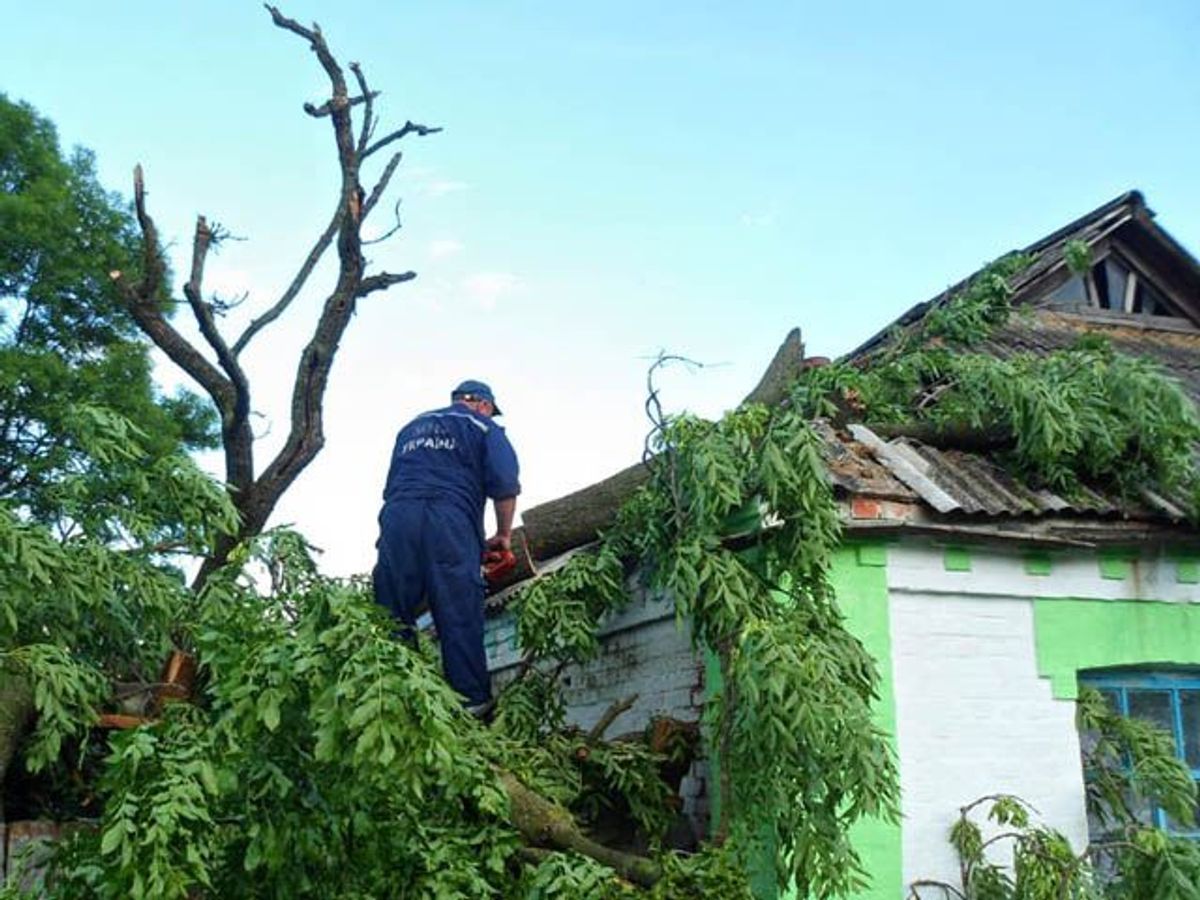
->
[482, 548, 518, 585]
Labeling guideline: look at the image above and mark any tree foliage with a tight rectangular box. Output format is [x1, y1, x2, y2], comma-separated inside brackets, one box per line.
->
[0, 95, 232, 824]
[0, 95, 216, 537]
[499, 395, 900, 895]
[793, 254, 1200, 507]
[6, 14, 1200, 899]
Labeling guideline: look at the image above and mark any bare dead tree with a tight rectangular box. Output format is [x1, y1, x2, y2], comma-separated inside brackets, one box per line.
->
[114, 6, 440, 588]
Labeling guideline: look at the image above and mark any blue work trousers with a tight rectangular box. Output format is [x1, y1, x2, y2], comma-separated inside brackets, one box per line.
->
[372, 499, 490, 705]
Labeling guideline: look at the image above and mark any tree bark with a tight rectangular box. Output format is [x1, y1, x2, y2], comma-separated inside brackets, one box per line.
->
[868, 421, 1014, 451]
[519, 463, 650, 563]
[740, 327, 805, 408]
[115, 9, 436, 589]
[499, 771, 662, 887]
[0, 666, 34, 821]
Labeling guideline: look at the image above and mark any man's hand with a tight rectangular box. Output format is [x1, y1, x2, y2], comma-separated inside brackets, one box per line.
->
[486, 532, 512, 552]
[482, 542, 517, 584]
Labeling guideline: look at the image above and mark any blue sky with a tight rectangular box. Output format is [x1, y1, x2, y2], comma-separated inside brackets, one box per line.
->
[6, 1, 1199, 573]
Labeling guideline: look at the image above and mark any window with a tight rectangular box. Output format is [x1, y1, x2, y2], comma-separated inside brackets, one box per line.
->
[1044, 251, 1180, 318]
[1081, 670, 1200, 835]
[1095, 256, 1131, 311]
[1046, 274, 1089, 307]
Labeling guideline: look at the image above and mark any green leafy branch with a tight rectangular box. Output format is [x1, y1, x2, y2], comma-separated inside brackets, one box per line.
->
[793, 254, 1200, 510]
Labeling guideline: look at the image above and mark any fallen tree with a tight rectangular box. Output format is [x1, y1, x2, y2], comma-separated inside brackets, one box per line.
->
[0, 9, 771, 896]
[513, 328, 809, 573]
[18, 7, 1198, 897]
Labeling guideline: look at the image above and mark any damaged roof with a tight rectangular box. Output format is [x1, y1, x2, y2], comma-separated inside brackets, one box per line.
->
[849, 190, 1200, 360]
[491, 192, 1200, 603]
[820, 419, 1190, 524]
[825, 190, 1200, 529]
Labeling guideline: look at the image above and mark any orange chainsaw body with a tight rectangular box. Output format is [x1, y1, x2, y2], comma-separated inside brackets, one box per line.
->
[482, 548, 517, 584]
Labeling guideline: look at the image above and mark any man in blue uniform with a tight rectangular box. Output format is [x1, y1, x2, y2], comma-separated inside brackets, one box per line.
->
[373, 380, 520, 712]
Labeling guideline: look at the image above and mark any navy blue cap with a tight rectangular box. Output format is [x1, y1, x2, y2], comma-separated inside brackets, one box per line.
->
[451, 379, 502, 415]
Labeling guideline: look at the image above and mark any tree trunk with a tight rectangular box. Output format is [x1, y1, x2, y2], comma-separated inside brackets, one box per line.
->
[868, 421, 1014, 451]
[740, 327, 805, 408]
[499, 770, 662, 887]
[514, 328, 807, 568]
[520, 463, 650, 563]
[0, 666, 35, 821]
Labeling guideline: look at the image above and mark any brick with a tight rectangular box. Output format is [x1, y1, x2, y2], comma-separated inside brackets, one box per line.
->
[850, 497, 882, 519]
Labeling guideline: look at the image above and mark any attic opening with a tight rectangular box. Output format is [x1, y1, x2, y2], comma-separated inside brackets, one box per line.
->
[1045, 249, 1181, 318]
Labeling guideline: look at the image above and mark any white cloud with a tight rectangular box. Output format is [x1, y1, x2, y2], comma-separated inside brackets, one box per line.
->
[426, 179, 469, 197]
[397, 166, 470, 198]
[462, 271, 519, 311]
[428, 238, 464, 259]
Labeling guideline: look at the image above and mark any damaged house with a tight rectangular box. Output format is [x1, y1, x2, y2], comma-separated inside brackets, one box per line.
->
[481, 190, 1200, 898]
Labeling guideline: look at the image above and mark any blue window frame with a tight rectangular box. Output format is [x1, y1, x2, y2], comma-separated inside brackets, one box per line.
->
[1081, 670, 1200, 835]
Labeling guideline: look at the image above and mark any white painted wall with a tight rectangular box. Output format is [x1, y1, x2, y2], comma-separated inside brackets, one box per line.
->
[887, 542, 1200, 894]
[886, 542, 1200, 604]
[889, 587, 1087, 888]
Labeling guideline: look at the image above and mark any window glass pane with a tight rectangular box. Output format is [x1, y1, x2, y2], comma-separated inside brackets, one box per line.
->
[1127, 690, 1176, 746]
[1104, 258, 1130, 311]
[1079, 676, 1200, 848]
[1046, 275, 1088, 307]
[1181, 692, 1200, 769]
[1136, 280, 1174, 317]
[1162, 794, 1200, 835]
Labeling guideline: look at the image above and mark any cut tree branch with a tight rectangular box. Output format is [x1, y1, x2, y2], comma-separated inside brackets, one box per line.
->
[741, 327, 804, 408]
[587, 694, 639, 742]
[363, 120, 442, 159]
[304, 90, 378, 119]
[499, 771, 662, 887]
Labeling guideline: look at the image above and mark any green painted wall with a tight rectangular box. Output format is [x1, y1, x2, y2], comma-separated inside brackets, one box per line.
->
[705, 543, 901, 899]
[1034, 598, 1200, 699]
[833, 543, 902, 900]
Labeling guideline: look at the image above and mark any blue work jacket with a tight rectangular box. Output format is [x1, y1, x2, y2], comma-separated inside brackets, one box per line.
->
[381, 404, 520, 533]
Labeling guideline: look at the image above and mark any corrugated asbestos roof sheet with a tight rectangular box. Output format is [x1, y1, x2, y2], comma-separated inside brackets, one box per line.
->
[827, 280, 1200, 526]
[821, 420, 1187, 524]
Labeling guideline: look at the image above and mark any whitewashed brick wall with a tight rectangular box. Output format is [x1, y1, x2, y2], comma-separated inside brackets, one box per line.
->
[888, 586, 1087, 890]
[485, 589, 710, 829]
[886, 541, 1200, 894]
